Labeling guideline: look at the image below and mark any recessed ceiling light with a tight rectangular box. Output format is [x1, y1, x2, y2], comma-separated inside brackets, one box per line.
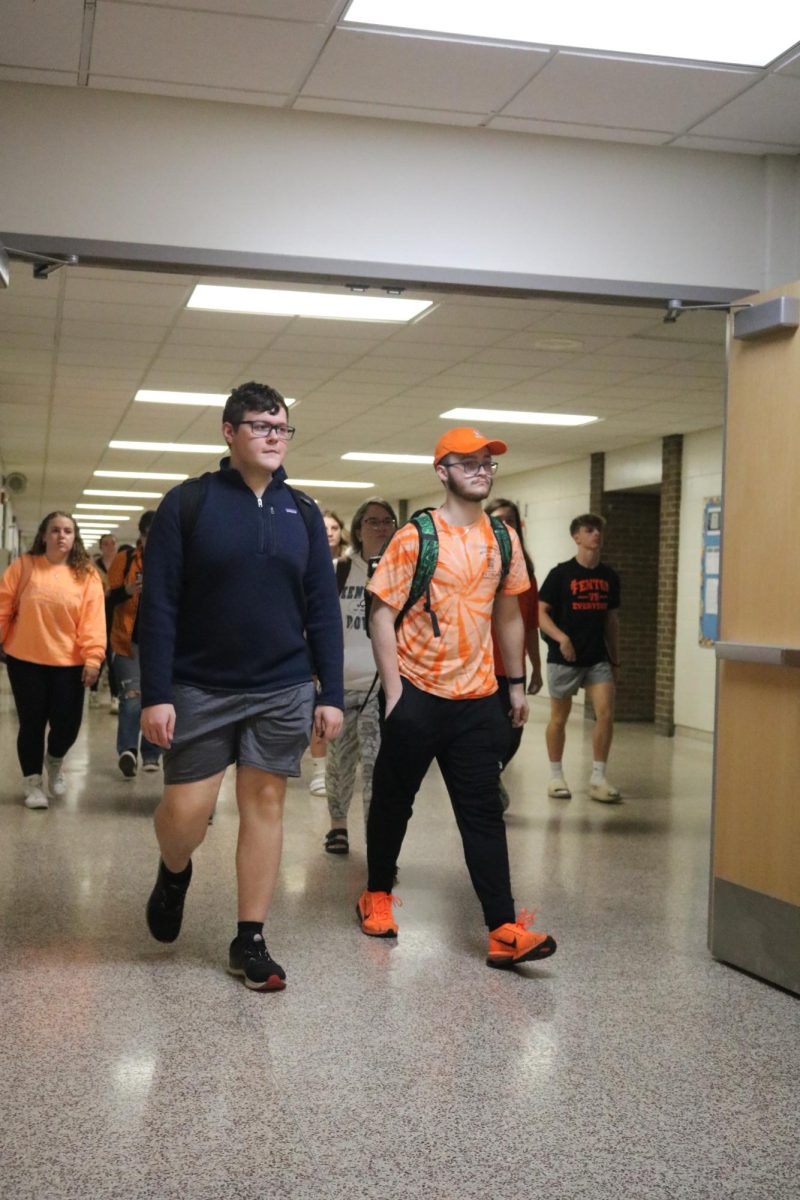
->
[285, 479, 375, 489]
[109, 440, 224, 453]
[342, 452, 434, 465]
[134, 389, 296, 407]
[343, 0, 798, 68]
[84, 489, 163, 499]
[440, 407, 600, 427]
[187, 284, 433, 323]
[75, 503, 145, 511]
[94, 470, 189, 481]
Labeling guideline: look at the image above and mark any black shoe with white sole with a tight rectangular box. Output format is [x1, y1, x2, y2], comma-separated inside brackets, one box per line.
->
[118, 750, 137, 778]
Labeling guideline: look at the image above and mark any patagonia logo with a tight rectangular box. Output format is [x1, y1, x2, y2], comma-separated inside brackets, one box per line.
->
[285, 507, 298, 514]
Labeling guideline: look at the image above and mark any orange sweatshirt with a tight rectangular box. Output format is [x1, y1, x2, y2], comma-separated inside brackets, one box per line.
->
[0, 555, 106, 668]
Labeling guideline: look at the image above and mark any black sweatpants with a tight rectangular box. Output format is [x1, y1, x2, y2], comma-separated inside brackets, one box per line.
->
[5, 655, 86, 776]
[367, 677, 516, 930]
[496, 675, 523, 770]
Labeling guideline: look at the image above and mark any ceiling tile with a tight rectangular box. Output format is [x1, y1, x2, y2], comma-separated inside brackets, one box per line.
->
[91, 2, 329, 92]
[88, 76, 290, 107]
[689, 75, 800, 142]
[2, 0, 84, 71]
[117, 0, 342, 17]
[500, 52, 756, 132]
[0, 66, 77, 86]
[299, 28, 549, 113]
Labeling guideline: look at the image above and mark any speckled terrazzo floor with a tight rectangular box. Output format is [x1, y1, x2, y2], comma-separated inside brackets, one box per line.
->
[0, 682, 797, 1200]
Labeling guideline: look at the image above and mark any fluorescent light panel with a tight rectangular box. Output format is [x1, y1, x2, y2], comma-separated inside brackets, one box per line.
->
[84, 489, 163, 499]
[76, 503, 144, 511]
[286, 479, 375, 489]
[343, 0, 798, 67]
[342, 452, 433, 465]
[187, 284, 432, 323]
[110, 440, 224, 453]
[94, 470, 189, 481]
[134, 389, 296, 407]
[440, 407, 599, 427]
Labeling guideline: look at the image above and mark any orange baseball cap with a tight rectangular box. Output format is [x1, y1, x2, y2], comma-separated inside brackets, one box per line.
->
[433, 427, 508, 464]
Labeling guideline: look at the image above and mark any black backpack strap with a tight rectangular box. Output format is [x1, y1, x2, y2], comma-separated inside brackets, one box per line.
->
[335, 556, 352, 594]
[284, 484, 318, 543]
[178, 474, 210, 550]
[488, 515, 512, 590]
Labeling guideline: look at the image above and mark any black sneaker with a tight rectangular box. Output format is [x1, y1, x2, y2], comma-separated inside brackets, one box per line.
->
[228, 934, 286, 992]
[146, 859, 192, 943]
[118, 750, 137, 778]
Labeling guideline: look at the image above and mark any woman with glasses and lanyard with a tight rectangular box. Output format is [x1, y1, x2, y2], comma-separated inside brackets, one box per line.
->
[323, 499, 398, 856]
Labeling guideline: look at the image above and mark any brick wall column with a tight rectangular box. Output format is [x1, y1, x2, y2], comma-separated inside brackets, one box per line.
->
[590, 452, 605, 514]
[655, 435, 683, 736]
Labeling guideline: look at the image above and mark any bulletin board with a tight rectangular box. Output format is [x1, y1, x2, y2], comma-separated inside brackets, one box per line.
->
[700, 496, 721, 646]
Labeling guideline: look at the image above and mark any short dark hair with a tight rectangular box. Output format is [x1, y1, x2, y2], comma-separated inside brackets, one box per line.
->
[138, 510, 156, 536]
[570, 512, 605, 536]
[223, 381, 287, 427]
[349, 498, 398, 555]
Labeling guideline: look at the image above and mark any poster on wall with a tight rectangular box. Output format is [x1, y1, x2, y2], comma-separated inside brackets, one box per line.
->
[700, 496, 721, 646]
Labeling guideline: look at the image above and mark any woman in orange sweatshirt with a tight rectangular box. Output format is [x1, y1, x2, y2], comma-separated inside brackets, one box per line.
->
[0, 511, 106, 809]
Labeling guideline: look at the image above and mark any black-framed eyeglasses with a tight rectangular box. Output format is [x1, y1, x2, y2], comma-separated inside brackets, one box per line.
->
[237, 420, 295, 441]
[442, 459, 498, 477]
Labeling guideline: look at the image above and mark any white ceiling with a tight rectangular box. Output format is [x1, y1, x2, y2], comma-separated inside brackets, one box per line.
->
[0, 261, 725, 544]
[1, 1, 800, 154]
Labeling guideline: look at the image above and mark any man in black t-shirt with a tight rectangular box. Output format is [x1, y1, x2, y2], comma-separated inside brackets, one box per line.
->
[538, 513, 621, 804]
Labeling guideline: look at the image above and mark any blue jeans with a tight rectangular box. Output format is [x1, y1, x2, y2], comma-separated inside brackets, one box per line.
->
[113, 648, 160, 764]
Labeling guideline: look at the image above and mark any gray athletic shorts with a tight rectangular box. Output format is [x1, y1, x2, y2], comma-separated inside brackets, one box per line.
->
[547, 661, 614, 699]
[163, 680, 316, 785]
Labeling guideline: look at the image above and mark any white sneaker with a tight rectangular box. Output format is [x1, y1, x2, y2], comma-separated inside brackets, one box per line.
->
[589, 779, 622, 803]
[23, 774, 49, 810]
[109, 697, 120, 715]
[547, 776, 572, 799]
[45, 755, 66, 797]
[308, 772, 327, 797]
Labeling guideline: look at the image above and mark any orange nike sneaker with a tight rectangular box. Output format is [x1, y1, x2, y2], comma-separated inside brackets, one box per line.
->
[356, 889, 400, 938]
[486, 908, 557, 968]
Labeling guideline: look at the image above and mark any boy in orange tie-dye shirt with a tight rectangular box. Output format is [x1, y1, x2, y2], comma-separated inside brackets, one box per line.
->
[356, 428, 557, 969]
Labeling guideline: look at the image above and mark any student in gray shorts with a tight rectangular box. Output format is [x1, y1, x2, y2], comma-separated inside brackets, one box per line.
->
[538, 514, 622, 804]
[139, 381, 344, 991]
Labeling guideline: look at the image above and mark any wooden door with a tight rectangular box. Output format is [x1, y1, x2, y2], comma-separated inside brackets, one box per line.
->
[710, 281, 800, 993]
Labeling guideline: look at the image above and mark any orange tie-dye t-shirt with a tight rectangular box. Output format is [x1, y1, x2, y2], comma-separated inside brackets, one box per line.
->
[367, 510, 529, 699]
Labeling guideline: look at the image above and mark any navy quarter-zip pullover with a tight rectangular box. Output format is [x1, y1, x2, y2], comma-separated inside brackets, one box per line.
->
[138, 461, 344, 710]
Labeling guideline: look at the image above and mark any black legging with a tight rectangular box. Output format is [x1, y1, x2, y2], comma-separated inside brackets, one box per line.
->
[5, 655, 86, 776]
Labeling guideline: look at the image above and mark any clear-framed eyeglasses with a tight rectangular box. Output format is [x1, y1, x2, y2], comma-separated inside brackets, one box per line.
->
[362, 516, 397, 529]
[443, 459, 499, 478]
[238, 420, 295, 441]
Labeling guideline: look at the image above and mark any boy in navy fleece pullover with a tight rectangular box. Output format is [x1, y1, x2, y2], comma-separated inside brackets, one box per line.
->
[139, 381, 343, 991]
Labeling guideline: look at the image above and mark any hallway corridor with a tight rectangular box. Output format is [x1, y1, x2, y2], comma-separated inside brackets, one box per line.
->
[0, 684, 797, 1200]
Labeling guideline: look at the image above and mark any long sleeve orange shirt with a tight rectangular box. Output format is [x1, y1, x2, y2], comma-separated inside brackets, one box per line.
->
[0, 555, 106, 668]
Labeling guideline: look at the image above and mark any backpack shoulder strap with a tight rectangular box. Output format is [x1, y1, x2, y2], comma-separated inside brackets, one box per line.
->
[335, 556, 352, 594]
[178, 474, 210, 551]
[488, 514, 512, 590]
[397, 508, 440, 636]
[284, 484, 317, 541]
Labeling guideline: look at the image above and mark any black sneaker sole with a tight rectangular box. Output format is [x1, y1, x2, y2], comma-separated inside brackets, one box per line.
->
[486, 935, 557, 969]
[227, 965, 286, 992]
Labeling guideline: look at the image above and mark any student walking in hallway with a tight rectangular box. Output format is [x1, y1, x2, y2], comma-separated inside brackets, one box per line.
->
[358, 427, 557, 969]
[139, 381, 343, 992]
[538, 514, 621, 803]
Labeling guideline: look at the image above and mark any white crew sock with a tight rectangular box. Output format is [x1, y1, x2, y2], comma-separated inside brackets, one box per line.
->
[591, 761, 607, 783]
[549, 761, 564, 778]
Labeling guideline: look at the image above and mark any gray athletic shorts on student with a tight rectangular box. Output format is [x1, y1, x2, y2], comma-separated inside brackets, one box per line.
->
[547, 661, 614, 699]
[163, 680, 316, 785]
